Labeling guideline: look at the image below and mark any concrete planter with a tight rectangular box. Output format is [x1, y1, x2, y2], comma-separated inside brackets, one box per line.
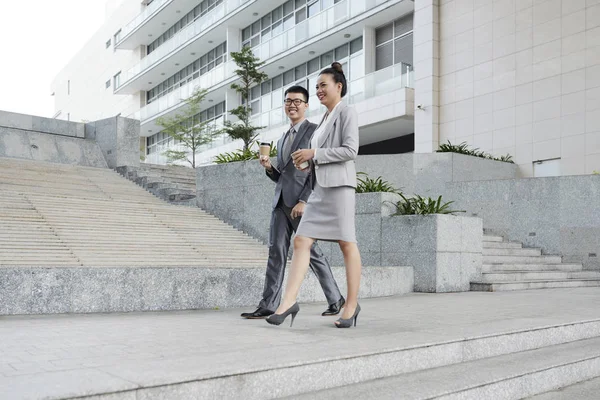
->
[381, 214, 483, 293]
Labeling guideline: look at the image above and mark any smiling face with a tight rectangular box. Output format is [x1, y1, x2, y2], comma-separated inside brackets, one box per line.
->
[316, 73, 342, 109]
[284, 92, 308, 123]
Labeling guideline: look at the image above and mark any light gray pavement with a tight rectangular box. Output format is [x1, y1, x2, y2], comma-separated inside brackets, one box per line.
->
[528, 376, 600, 399]
[1, 288, 600, 399]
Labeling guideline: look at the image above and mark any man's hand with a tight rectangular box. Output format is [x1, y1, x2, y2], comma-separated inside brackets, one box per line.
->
[292, 149, 315, 171]
[291, 202, 306, 219]
[259, 155, 273, 171]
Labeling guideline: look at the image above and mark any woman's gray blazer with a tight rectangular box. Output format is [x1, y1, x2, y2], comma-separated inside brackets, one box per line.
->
[312, 102, 359, 188]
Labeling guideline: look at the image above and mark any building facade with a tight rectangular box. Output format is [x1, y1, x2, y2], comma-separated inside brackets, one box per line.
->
[53, 0, 600, 177]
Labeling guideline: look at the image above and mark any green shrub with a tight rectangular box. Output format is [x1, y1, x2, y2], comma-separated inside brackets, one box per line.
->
[387, 193, 464, 215]
[355, 172, 400, 194]
[437, 141, 515, 164]
[593, 170, 599, 175]
[214, 141, 277, 164]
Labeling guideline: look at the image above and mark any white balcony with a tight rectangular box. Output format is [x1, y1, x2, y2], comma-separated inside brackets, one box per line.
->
[115, 0, 268, 94]
[134, 61, 235, 122]
[251, 63, 414, 134]
[116, 0, 173, 49]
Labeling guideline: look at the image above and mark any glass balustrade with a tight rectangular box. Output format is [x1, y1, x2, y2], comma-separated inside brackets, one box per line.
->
[120, 0, 245, 86]
[119, 0, 173, 44]
[135, 61, 234, 122]
[253, 0, 389, 61]
[251, 63, 413, 130]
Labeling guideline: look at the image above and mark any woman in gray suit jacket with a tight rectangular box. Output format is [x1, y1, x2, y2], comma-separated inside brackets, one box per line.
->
[266, 62, 362, 329]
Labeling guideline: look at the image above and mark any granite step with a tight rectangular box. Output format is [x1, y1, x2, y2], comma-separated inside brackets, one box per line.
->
[483, 255, 563, 264]
[482, 263, 583, 272]
[481, 271, 600, 282]
[482, 247, 542, 256]
[482, 241, 523, 249]
[482, 235, 503, 242]
[528, 376, 600, 399]
[471, 279, 600, 291]
[293, 337, 600, 400]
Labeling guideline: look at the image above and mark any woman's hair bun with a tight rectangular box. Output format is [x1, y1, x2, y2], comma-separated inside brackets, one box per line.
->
[331, 62, 344, 74]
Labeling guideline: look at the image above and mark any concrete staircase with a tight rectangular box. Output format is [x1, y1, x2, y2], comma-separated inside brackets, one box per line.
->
[0, 158, 267, 267]
[471, 235, 600, 291]
[116, 163, 197, 206]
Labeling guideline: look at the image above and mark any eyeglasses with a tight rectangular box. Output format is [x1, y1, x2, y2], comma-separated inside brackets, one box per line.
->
[284, 99, 307, 106]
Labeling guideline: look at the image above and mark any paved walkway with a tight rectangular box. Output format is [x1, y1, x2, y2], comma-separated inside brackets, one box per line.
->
[1, 288, 600, 399]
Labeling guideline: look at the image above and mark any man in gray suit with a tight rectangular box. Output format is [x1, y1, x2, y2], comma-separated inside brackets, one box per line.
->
[241, 85, 345, 319]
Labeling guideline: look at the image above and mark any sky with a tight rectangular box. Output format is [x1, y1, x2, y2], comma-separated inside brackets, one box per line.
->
[0, 1, 107, 118]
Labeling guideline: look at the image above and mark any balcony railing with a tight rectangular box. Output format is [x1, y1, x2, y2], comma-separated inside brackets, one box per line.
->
[120, 0, 246, 87]
[118, 0, 173, 44]
[134, 61, 234, 122]
[251, 63, 413, 130]
[254, 0, 390, 61]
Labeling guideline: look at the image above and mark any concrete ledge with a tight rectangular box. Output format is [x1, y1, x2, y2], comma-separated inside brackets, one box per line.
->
[0, 127, 107, 168]
[0, 110, 85, 138]
[0, 266, 413, 315]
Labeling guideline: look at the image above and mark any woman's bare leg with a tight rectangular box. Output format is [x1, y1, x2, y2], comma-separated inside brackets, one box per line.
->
[274, 235, 315, 315]
[336, 241, 362, 321]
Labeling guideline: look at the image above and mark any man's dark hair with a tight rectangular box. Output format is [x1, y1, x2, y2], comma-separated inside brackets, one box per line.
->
[284, 85, 309, 102]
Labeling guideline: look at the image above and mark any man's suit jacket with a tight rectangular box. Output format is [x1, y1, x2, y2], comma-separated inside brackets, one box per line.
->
[266, 120, 317, 209]
[312, 102, 359, 188]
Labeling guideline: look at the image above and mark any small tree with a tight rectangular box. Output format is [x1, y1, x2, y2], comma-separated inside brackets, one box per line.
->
[222, 46, 269, 151]
[155, 88, 218, 168]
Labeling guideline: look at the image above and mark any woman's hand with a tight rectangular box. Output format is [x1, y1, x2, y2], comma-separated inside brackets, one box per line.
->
[292, 149, 315, 171]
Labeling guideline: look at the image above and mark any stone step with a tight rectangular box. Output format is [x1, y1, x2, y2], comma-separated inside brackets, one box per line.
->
[482, 235, 503, 242]
[482, 263, 583, 272]
[294, 337, 600, 400]
[482, 247, 541, 256]
[528, 376, 600, 399]
[471, 279, 600, 291]
[481, 271, 600, 282]
[482, 241, 523, 249]
[483, 255, 563, 264]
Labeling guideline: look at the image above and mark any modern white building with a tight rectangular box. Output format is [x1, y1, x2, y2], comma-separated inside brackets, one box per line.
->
[52, 0, 600, 177]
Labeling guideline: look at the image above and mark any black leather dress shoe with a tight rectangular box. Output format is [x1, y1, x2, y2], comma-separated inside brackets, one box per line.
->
[241, 307, 274, 319]
[322, 297, 345, 316]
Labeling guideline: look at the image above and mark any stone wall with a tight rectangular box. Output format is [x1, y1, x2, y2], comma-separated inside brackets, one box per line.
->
[0, 126, 107, 168]
[196, 152, 517, 247]
[0, 110, 85, 138]
[86, 117, 140, 169]
[450, 175, 600, 270]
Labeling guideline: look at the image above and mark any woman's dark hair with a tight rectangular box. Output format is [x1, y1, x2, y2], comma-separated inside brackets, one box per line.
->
[319, 62, 347, 98]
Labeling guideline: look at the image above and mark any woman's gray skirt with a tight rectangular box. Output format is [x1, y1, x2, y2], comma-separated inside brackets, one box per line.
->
[296, 183, 356, 243]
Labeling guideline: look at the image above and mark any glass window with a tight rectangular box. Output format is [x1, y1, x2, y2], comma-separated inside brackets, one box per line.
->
[376, 42, 394, 70]
[321, 51, 334, 67]
[114, 30, 121, 43]
[242, 27, 251, 41]
[272, 20, 283, 36]
[262, 80, 272, 93]
[322, 0, 334, 10]
[252, 21, 261, 35]
[350, 37, 363, 54]
[295, 64, 307, 79]
[394, 34, 413, 66]
[272, 6, 283, 21]
[308, 57, 320, 74]
[349, 54, 364, 81]
[295, 0, 306, 8]
[335, 44, 349, 60]
[376, 23, 394, 45]
[295, 8, 307, 23]
[283, 69, 294, 85]
[272, 74, 283, 90]
[251, 85, 261, 100]
[251, 100, 261, 115]
[283, 0, 294, 15]
[308, 1, 320, 17]
[105, 39, 111, 49]
[261, 14, 272, 27]
[262, 27, 271, 40]
[394, 13, 414, 37]
[283, 14, 294, 30]
[106, 79, 111, 88]
[113, 72, 121, 88]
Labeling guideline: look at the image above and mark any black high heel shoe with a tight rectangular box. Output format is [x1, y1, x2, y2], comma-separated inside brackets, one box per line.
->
[266, 303, 300, 327]
[335, 304, 360, 328]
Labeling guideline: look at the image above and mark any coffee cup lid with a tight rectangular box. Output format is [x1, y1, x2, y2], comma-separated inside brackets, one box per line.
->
[260, 142, 270, 146]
